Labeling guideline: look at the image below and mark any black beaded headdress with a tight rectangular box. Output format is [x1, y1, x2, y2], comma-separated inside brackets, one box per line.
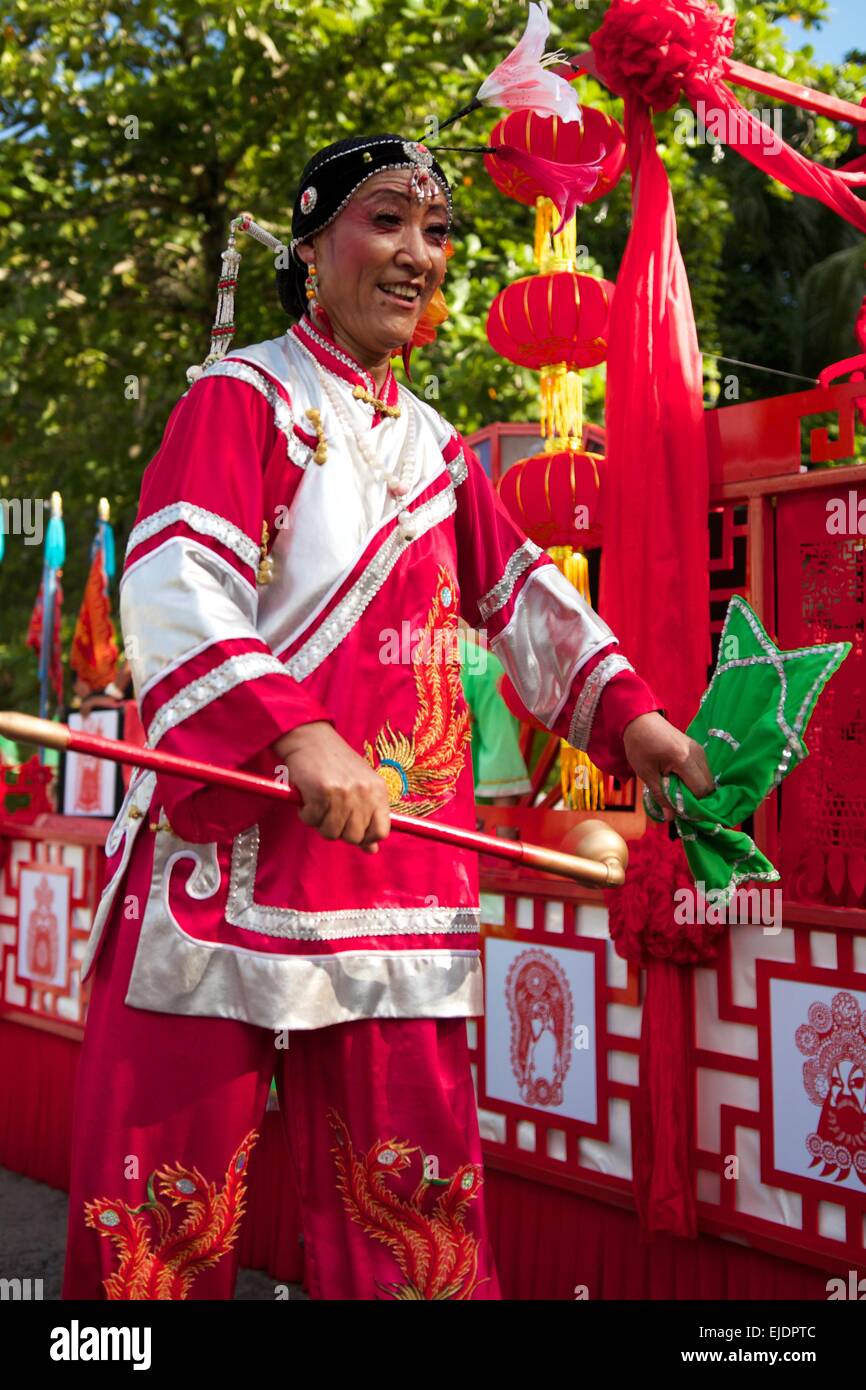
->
[278, 134, 453, 321]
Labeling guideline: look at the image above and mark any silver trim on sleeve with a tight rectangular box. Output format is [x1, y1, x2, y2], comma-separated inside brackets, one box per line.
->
[125, 501, 260, 572]
[567, 653, 634, 751]
[446, 449, 468, 488]
[120, 538, 260, 697]
[491, 565, 618, 727]
[202, 359, 311, 468]
[478, 539, 543, 623]
[146, 649, 292, 747]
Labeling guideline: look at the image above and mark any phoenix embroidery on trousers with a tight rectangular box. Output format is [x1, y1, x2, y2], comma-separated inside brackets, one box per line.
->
[329, 1108, 488, 1300]
[83, 1130, 259, 1299]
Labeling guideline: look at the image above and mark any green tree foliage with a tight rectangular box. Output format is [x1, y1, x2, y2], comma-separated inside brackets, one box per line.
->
[0, 0, 864, 716]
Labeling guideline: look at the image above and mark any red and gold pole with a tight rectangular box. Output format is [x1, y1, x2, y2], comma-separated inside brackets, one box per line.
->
[0, 712, 627, 888]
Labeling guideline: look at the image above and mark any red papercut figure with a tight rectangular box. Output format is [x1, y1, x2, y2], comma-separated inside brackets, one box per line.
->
[27, 874, 58, 980]
[506, 948, 574, 1107]
[799, 991, 866, 1188]
[73, 715, 103, 813]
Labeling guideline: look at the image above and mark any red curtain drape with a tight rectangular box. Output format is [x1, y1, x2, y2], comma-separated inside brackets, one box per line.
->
[484, 1168, 836, 1301]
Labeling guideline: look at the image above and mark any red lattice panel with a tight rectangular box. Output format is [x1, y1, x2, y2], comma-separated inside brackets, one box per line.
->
[777, 485, 866, 909]
[695, 919, 866, 1273]
[709, 500, 750, 668]
[472, 876, 642, 1200]
[475, 876, 866, 1276]
[0, 818, 108, 1033]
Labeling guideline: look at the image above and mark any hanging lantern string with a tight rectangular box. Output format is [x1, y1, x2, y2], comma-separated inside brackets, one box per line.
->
[701, 351, 818, 386]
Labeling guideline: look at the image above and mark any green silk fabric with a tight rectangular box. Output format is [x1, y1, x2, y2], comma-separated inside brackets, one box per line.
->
[457, 630, 531, 799]
[643, 596, 850, 899]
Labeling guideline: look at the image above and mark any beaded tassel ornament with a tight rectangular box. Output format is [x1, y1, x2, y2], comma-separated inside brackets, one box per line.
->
[187, 212, 289, 384]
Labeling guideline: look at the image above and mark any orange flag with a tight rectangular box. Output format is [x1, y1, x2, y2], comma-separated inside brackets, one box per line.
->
[70, 548, 119, 691]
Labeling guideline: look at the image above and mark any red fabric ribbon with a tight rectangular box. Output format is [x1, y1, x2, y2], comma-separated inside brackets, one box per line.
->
[590, 0, 866, 1238]
[598, 91, 710, 735]
[687, 76, 866, 234]
[590, 0, 718, 1239]
[607, 824, 724, 1237]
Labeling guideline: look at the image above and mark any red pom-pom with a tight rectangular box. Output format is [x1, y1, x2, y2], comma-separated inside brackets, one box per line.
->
[590, 0, 736, 112]
[606, 821, 724, 964]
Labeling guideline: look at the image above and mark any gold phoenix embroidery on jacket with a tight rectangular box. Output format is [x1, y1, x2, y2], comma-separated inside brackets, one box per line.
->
[364, 565, 471, 817]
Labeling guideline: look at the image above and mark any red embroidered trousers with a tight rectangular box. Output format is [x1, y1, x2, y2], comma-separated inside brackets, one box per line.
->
[62, 852, 501, 1302]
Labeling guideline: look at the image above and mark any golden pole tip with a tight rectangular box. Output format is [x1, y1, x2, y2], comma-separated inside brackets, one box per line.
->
[560, 818, 629, 878]
[0, 712, 69, 751]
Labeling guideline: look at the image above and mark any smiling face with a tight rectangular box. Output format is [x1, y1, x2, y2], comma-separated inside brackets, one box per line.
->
[294, 169, 450, 370]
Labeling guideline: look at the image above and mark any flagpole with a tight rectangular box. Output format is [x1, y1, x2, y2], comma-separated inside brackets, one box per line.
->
[37, 492, 66, 760]
[97, 496, 115, 583]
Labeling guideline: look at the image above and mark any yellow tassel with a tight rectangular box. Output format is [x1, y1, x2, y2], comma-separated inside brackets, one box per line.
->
[547, 545, 589, 599]
[539, 363, 583, 446]
[560, 742, 605, 812]
[565, 549, 589, 598]
[548, 545, 605, 811]
[534, 197, 578, 275]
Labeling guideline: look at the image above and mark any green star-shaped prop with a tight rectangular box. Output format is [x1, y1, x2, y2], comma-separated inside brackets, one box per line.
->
[644, 596, 850, 900]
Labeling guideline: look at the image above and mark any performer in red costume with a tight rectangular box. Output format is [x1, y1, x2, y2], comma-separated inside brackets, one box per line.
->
[63, 134, 712, 1301]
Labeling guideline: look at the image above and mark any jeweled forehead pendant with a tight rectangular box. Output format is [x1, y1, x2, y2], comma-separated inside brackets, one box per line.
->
[402, 139, 438, 202]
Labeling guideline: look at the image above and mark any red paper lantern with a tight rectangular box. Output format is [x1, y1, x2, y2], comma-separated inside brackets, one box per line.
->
[484, 108, 626, 208]
[487, 272, 614, 370]
[497, 449, 604, 544]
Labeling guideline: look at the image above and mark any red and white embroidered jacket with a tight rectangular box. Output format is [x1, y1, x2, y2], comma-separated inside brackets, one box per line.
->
[82, 314, 659, 1029]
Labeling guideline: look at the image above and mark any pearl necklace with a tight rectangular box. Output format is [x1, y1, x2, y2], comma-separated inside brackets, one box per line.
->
[315, 368, 420, 539]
